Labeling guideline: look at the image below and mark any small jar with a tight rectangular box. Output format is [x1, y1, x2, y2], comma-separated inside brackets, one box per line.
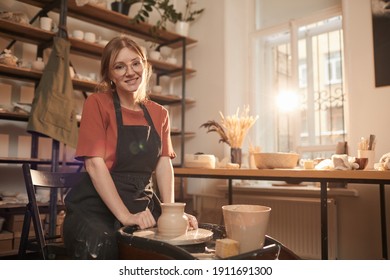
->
[157, 203, 188, 237]
[32, 57, 45, 71]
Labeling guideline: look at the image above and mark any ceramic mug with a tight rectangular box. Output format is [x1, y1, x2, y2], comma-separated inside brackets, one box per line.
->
[39, 17, 52, 31]
[84, 32, 96, 43]
[357, 150, 375, 170]
[73, 30, 84, 40]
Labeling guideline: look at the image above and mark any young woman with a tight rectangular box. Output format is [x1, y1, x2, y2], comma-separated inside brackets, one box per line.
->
[63, 35, 197, 259]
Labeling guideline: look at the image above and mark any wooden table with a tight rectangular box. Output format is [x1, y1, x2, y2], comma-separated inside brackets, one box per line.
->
[174, 167, 390, 260]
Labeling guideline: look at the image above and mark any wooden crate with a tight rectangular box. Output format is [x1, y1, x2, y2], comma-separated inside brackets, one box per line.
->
[0, 231, 14, 252]
[4, 213, 45, 233]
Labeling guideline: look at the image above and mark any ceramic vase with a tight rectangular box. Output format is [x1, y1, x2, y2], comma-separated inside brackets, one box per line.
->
[175, 21, 190, 37]
[111, 2, 131, 15]
[32, 57, 45, 71]
[231, 147, 242, 167]
[157, 202, 188, 237]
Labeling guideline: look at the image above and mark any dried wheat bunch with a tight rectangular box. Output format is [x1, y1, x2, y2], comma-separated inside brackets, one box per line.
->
[219, 106, 258, 148]
[200, 120, 230, 146]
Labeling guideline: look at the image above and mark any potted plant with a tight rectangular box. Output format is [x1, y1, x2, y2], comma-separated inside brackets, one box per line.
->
[130, 0, 179, 37]
[170, 0, 205, 36]
[130, 0, 204, 38]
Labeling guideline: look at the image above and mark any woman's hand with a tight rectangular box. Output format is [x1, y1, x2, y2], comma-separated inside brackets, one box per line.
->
[185, 213, 198, 230]
[123, 208, 156, 229]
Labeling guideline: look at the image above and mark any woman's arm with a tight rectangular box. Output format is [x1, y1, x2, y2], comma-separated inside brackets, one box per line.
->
[155, 156, 174, 203]
[155, 156, 198, 229]
[85, 156, 156, 229]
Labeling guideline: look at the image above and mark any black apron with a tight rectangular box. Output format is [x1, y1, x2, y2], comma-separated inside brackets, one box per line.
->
[63, 92, 162, 259]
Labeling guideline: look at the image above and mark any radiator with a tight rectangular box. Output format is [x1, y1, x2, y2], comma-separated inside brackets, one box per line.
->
[229, 195, 338, 260]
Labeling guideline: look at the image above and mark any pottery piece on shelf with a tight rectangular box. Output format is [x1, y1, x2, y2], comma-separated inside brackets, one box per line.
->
[166, 56, 177, 65]
[72, 30, 84, 40]
[160, 46, 172, 58]
[111, 1, 131, 15]
[31, 57, 45, 71]
[175, 21, 190, 37]
[152, 85, 163, 94]
[0, 49, 18, 66]
[39, 16, 53, 31]
[0, 11, 29, 25]
[84, 32, 96, 43]
[149, 50, 161, 61]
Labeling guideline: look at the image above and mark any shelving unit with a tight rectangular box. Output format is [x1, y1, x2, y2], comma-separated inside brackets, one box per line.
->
[1, 0, 197, 168]
[0, 1, 198, 256]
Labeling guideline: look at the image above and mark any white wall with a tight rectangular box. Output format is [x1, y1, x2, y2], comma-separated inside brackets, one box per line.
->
[343, 0, 390, 159]
[257, 0, 341, 28]
[187, 0, 390, 259]
[340, 0, 390, 259]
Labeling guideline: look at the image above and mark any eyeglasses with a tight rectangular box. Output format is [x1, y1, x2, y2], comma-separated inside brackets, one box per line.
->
[112, 59, 144, 75]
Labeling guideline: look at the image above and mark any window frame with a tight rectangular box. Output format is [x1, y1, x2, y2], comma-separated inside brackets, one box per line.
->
[250, 6, 345, 157]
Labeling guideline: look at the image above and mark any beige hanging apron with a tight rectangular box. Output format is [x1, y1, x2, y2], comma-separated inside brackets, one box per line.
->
[27, 37, 78, 148]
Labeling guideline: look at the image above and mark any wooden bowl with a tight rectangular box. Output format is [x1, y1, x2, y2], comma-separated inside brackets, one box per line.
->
[254, 152, 299, 169]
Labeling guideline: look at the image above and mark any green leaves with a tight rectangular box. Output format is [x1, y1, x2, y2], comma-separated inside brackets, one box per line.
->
[129, 0, 204, 38]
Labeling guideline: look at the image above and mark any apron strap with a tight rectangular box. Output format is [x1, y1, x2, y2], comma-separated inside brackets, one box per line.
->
[113, 91, 123, 127]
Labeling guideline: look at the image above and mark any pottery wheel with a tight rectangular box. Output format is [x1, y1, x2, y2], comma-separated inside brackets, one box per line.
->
[132, 228, 213, 246]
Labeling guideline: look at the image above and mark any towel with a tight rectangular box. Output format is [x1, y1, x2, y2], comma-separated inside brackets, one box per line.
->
[375, 152, 390, 170]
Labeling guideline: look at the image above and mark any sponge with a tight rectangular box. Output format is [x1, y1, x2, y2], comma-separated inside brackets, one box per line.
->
[215, 238, 239, 258]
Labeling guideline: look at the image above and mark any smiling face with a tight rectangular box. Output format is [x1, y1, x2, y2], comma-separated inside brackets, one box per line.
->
[99, 36, 152, 103]
[110, 47, 144, 96]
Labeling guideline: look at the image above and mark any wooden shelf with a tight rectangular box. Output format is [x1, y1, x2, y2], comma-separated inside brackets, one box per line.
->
[0, 18, 54, 45]
[0, 64, 41, 82]
[152, 60, 196, 77]
[0, 112, 193, 137]
[0, 111, 29, 122]
[68, 37, 105, 59]
[148, 94, 195, 106]
[17, 0, 198, 48]
[0, 64, 92, 92]
[1, 0, 196, 172]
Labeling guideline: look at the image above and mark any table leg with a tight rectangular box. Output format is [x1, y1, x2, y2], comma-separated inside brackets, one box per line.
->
[228, 179, 233, 204]
[320, 181, 328, 260]
[380, 184, 388, 259]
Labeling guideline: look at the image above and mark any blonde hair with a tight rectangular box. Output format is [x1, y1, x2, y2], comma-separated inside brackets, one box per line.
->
[97, 35, 152, 103]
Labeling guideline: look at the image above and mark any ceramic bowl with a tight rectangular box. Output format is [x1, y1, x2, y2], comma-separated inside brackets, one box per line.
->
[254, 152, 299, 169]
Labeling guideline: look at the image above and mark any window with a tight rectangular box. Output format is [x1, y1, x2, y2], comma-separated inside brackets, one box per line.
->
[251, 9, 345, 159]
[325, 52, 342, 85]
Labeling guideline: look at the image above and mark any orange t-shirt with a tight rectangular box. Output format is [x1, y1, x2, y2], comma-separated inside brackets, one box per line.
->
[75, 92, 175, 170]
